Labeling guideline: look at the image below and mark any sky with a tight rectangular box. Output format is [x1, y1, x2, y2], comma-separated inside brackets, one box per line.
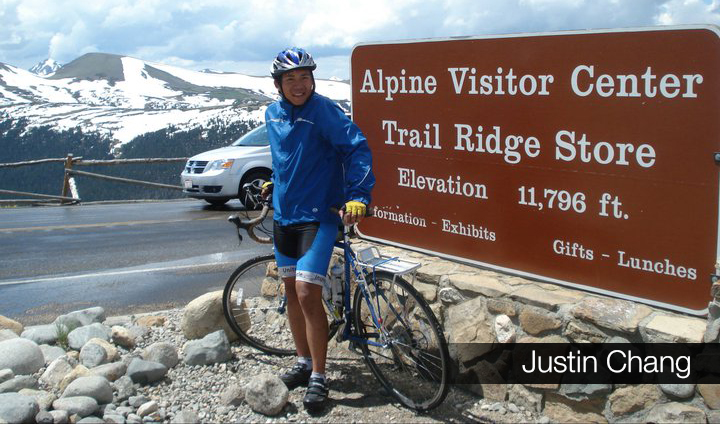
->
[1, 0, 720, 80]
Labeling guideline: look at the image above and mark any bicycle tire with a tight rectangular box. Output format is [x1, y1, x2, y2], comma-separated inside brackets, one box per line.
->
[353, 271, 451, 411]
[223, 254, 339, 356]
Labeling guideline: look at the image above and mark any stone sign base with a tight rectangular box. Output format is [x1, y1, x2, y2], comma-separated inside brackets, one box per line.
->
[351, 240, 720, 423]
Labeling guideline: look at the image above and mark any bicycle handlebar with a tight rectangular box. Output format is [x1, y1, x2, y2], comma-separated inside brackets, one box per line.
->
[228, 204, 272, 244]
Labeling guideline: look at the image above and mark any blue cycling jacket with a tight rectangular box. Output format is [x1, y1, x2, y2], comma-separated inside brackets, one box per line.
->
[265, 93, 375, 226]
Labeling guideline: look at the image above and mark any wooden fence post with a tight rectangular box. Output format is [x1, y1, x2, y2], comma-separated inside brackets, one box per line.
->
[60, 154, 74, 204]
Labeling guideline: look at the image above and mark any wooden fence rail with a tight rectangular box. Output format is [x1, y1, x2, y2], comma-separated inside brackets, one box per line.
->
[0, 154, 188, 206]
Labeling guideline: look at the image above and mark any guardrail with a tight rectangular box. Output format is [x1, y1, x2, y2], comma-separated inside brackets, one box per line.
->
[0, 154, 188, 206]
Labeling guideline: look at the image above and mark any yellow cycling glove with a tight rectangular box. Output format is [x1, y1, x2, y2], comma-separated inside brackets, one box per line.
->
[261, 181, 273, 198]
[345, 200, 366, 217]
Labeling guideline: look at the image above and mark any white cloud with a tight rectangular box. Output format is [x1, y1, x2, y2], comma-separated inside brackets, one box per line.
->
[1, 0, 719, 79]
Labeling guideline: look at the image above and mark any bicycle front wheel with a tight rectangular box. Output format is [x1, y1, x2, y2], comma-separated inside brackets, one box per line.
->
[353, 271, 451, 411]
[222, 254, 295, 356]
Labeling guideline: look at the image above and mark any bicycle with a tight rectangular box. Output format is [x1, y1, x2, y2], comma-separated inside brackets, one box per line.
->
[222, 192, 451, 411]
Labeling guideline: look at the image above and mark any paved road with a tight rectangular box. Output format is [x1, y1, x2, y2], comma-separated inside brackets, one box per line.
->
[0, 199, 273, 324]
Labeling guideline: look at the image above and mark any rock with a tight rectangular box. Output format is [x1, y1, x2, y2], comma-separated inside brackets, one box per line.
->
[563, 321, 607, 343]
[644, 402, 706, 423]
[79, 342, 107, 368]
[40, 356, 75, 388]
[39, 344, 67, 364]
[86, 338, 119, 362]
[129, 395, 151, 408]
[0, 315, 23, 335]
[62, 376, 114, 405]
[58, 365, 90, 393]
[511, 286, 584, 311]
[113, 376, 136, 402]
[170, 410, 199, 423]
[0, 329, 18, 342]
[181, 291, 238, 341]
[52, 396, 99, 418]
[77, 416, 105, 423]
[126, 359, 167, 384]
[414, 281, 438, 302]
[508, 384, 542, 412]
[137, 400, 158, 417]
[561, 384, 611, 398]
[445, 297, 494, 366]
[135, 315, 166, 327]
[699, 383, 720, 409]
[0, 393, 39, 423]
[67, 323, 111, 350]
[448, 273, 514, 297]
[21, 323, 64, 345]
[494, 314, 515, 343]
[35, 410, 54, 424]
[89, 362, 127, 382]
[18, 389, 56, 411]
[438, 287, 465, 304]
[220, 383, 245, 406]
[55, 307, 106, 328]
[49, 410, 70, 423]
[660, 384, 696, 399]
[110, 326, 136, 349]
[0, 337, 45, 375]
[142, 342, 179, 369]
[103, 415, 125, 424]
[0, 375, 38, 393]
[570, 297, 652, 333]
[641, 314, 706, 343]
[182, 330, 232, 366]
[608, 384, 661, 416]
[487, 298, 517, 316]
[543, 392, 606, 423]
[0, 369, 12, 384]
[519, 306, 562, 335]
[244, 374, 289, 416]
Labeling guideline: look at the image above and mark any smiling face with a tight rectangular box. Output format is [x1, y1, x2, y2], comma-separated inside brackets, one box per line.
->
[276, 69, 314, 106]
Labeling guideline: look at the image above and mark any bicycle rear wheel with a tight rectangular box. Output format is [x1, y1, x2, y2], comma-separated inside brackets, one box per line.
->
[223, 254, 341, 356]
[223, 254, 295, 356]
[353, 271, 450, 411]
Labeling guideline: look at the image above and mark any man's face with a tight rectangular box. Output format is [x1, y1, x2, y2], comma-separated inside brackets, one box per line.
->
[277, 69, 313, 106]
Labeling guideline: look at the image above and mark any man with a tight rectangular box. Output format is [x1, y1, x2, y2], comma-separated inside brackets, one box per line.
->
[263, 47, 375, 412]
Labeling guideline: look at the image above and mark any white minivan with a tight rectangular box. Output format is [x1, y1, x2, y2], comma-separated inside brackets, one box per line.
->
[181, 124, 271, 208]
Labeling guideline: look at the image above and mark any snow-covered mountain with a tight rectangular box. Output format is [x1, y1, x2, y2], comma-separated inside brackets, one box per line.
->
[1, 53, 351, 151]
[29, 58, 62, 77]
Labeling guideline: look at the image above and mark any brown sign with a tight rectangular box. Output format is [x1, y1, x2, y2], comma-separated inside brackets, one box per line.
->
[351, 26, 720, 314]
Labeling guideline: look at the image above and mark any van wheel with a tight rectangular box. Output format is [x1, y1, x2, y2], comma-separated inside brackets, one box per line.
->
[239, 170, 271, 210]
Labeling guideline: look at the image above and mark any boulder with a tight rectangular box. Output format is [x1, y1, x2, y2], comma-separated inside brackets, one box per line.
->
[181, 291, 238, 341]
[89, 362, 127, 382]
[62, 376, 114, 405]
[21, 324, 64, 345]
[0, 369, 12, 384]
[0, 338, 45, 375]
[0, 375, 37, 393]
[40, 356, 75, 388]
[142, 342, 179, 369]
[126, 358, 167, 385]
[645, 402, 707, 423]
[58, 365, 90, 393]
[220, 383, 245, 406]
[18, 388, 56, 411]
[183, 330, 232, 366]
[39, 345, 67, 364]
[52, 396, 99, 418]
[55, 307, 106, 329]
[0, 393, 39, 423]
[113, 375, 136, 402]
[79, 342, 108, 368]
[135, 315, 165, 327]
[0, 315, 23, 335]
[244, 374, 289, 416]
[0, 329, 19, 342]
[110, 326, 136, 349]
[67, 323, 111, 350]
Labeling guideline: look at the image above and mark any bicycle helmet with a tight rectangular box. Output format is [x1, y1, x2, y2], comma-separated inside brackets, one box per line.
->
[271, 47, 317, 79]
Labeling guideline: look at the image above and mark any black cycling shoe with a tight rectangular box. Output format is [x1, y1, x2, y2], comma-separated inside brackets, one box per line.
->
[303, 376, 329, 413]
[280, 364, 312, 390]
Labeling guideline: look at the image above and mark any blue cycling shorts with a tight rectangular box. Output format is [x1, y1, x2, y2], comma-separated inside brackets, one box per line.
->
[273, 221, 337, 286]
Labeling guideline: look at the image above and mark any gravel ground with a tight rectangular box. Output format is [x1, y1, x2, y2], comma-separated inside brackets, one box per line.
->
[130, 308, 551, 423]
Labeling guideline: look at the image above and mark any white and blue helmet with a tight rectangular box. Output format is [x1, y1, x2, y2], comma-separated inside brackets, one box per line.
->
[271, 47, 317, 79]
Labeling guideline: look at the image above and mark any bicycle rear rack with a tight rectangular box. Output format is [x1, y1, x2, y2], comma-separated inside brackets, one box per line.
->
[356, 246, 421, 284]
